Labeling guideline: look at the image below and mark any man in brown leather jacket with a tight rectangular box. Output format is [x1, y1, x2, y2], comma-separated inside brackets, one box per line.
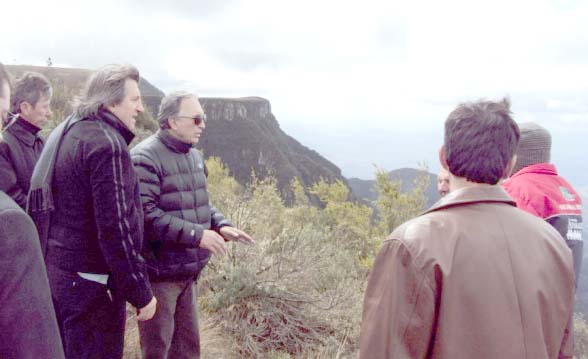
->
[360, 99, 575, 359]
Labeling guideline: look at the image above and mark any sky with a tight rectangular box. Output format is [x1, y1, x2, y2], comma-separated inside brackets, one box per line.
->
[2, 0, 588, 194]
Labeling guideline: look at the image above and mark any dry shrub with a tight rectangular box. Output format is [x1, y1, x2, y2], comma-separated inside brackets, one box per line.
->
[216, 296, 334, 357]
[199, 159, 368, 357]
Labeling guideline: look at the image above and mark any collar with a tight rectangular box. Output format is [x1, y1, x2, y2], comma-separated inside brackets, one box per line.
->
[158, 130, 192, 154]
[95, 109, 135, 145]
[424, 185, 516, 215]
[5, 115, 43, 146]
[509, 163, 557, 178]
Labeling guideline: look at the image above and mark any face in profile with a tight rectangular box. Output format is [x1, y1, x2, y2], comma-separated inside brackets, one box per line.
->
[437, 168, 450, 197]
[169, 96, 206, 145]
[21, 93, 53, 128]
[108, 79, 144, 131]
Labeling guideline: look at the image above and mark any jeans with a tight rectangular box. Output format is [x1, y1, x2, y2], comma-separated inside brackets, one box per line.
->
[47, 265, 126, 359]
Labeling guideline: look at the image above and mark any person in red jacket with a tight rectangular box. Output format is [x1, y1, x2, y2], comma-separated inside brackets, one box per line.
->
[503, 122, 583, 286]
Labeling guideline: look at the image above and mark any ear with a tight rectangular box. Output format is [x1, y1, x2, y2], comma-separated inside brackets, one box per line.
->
[438, 146, 449, 170]
[19, 101, 32, 115]
[106, 102, 117, 113]
[167, 117, 177, 130]
[504, 154, 517, 178]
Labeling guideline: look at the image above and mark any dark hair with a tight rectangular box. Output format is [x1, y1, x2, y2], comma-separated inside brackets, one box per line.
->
[10, 72, 52, 113]
[74, 64, 140, 119]
[0, 63, 12, 98]
[444, 98, 520, 184]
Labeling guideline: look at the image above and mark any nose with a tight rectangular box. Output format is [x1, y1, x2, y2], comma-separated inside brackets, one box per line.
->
[47, 108, 53, 117]
[137, 101, 145, 113]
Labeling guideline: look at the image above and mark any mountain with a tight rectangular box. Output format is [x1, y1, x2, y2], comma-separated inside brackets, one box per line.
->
[198, 97, 347, 202]
[348, 168, 440, 208]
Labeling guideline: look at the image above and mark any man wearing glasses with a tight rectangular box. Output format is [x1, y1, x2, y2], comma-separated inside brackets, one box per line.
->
[131, 91, 255, 358]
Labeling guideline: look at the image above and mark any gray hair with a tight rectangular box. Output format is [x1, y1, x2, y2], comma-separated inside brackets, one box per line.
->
[10, 72, 52, 114]
[74, 64, 140, 119]
[157, 91, 195, 129]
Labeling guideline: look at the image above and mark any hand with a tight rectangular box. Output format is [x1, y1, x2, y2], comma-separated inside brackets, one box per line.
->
[136, 296, 157, 321]
[200, 230, 228, 256]
[219, 226, 256, 245]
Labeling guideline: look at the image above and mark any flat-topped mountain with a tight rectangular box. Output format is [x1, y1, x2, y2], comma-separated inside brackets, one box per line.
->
[198, 97, 347, 202]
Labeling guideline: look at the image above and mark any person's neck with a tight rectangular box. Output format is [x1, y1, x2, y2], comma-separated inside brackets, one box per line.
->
[449, 174, 495, 192]
[17, 115, 42, 132]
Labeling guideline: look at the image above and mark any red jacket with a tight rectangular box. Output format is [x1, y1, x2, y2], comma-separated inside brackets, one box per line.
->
[503, 163, 583, 285]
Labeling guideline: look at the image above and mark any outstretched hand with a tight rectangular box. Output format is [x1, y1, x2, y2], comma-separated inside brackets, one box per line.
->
[219, 226, 256, 245]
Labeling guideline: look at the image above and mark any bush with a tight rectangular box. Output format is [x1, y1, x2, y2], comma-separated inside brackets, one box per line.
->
[199, 159, 368, 357]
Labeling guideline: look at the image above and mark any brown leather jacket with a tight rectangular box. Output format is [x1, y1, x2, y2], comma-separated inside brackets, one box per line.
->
[360, 186, 574, 359]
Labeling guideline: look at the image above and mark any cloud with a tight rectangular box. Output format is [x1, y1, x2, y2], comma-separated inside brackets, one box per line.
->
[2, 0, 588, 186]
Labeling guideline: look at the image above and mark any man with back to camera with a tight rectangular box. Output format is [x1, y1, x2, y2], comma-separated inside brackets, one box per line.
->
[131, 91, 255, 359]
[360, 99, 574, 358]
[0, 63, 64, 358]
[29, 64, 157, 358]
[0, 71, 52, 209]
[503, 122, 583, 287]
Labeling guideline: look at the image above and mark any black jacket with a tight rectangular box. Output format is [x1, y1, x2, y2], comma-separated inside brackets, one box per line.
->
[45, 109, 152, 308]
[0, 191, 64, 358]
[131, 130, 232, 281]
[0, 117, 44, 209]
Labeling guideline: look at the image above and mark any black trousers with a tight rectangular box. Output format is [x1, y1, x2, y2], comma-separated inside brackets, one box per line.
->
[47, 265, 126, 359]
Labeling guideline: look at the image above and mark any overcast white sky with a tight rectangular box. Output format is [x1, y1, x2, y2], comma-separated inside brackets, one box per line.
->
[2, 0, 588, 193]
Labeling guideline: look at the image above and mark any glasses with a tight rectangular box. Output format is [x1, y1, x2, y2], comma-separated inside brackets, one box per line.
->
[175, 114, 207, 126]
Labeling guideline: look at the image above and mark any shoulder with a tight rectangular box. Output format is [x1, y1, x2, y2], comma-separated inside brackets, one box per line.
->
[69, 120, 130, 161]
[385, 212, 449, 267]
[131, 135, 165, 168]
[131, 135, 161, 157]
[0, 192, 20, 212]
[0, 131, 17, 152]
[0, 193, 37, 239]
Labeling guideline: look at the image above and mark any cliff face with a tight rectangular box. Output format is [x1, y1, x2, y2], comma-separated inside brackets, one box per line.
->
[199, 97, 347, 202]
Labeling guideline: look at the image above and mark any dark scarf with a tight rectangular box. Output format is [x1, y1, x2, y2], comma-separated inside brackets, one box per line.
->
[27, 114, 82, 255]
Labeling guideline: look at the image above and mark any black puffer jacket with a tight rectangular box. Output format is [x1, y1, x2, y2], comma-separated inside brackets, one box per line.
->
[131, 130, 232, 281]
